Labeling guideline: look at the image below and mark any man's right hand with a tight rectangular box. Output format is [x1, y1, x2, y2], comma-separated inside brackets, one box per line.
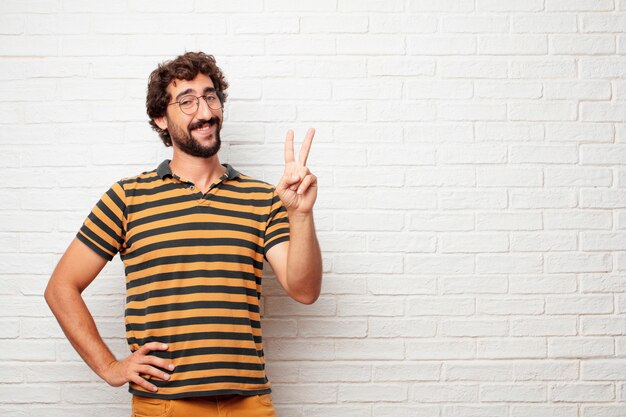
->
[103, 342, 176, 392]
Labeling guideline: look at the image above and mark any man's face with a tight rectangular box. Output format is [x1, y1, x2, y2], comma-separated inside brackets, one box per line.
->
[158, 73, 223, 158]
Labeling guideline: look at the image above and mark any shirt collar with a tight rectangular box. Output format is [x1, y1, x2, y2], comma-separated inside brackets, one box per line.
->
[156, 159, 240, 181]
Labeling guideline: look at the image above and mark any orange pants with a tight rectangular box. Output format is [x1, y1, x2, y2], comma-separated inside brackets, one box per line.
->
[131, 393, 277, 417]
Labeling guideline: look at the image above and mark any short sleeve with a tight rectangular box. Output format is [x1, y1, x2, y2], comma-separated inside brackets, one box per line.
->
[263, 188, 290, 260]
[76, 181, 126, 261]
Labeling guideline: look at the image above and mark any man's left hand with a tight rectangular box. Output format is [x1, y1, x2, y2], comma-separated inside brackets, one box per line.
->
[276, 128, 318, 214]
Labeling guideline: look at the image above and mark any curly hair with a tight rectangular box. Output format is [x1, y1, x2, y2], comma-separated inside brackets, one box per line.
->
[146, 51, 229, 146]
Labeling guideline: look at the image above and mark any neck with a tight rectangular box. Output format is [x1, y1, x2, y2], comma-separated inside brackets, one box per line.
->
[169, 148, 226, 190]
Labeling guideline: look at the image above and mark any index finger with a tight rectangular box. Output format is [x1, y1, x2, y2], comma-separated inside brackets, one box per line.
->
[284, 129, 295, 164]
[138, 342, 169, 355]
[298, 127, 315, 166]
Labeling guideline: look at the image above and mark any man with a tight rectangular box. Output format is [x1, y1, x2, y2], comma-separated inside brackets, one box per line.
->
[45, 51, 322, 417]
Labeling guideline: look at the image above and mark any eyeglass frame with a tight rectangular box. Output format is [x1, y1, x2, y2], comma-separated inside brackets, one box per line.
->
[167, 89, 225, 115]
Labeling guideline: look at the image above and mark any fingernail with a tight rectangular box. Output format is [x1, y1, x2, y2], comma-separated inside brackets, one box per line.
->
[161, 344, 168, 349]
[163, 373, 169, 380]
[168, 364, 175, 371]
[152, 386, 158, 392]
[292, 175, 298, 180]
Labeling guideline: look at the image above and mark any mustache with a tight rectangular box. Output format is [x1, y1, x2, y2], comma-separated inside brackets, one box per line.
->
[189, 118, 218, 130]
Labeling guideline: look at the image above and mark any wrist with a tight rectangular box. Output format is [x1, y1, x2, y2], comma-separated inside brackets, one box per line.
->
[286, 209, 314, 222]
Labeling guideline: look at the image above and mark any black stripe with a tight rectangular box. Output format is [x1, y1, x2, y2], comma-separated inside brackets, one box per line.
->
[127, 331, 262, 346]
[125, 315, 260, 331]
[129, 387, 271, 400]
[124, 253, 263, 275]
[119, 172, 160, 185]
[78, 225, 118, 257]
[173, 361, 265, 373]
[126, 206, 266, 233]
[125, 300, 260, 316]
[152, 374, 268, 388]
[149, 346, 263, 360]
[126, 284, 259, 303]
[123, 237, 262, 261]
[209, 194, 274, 208]
[264, 235, 290, 257]
[106, 185, 126, 215]
[126, 221, 263, 249]
[264, 223, 289, 243]
[76, 231, 114, 261]
[125, 269, 259, 291]
[127, 182, 185, 197]
[221, 184, 272, 194]
[127, 194, 198, 215]
[87, 211, 123, 246]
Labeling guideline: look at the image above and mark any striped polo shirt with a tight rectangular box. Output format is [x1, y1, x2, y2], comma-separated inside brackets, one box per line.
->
[77, 159, 290, 399]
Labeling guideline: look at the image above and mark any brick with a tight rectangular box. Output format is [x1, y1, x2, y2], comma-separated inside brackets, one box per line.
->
[544, 81, 611, 100]
[406, 339, 475, 360]
[441, 191, 507, 209]
[479, 35, 548, 55]
[231, 15, 298, 34]
[476, 254, 543, 274]
[582, 317, 626, 335]
[476, 81, 542, 99]
[407, 297, 475, 316]
[477, 167, 542, 187]
[581, 189, 626, 208]
[511, 405, 578, 417]
[407, 35, 477, 55]
[546, 123, 614, 143]
[368, 318, 436, 338]
[267, 36, 336, 55]
[368, 189, 437, 209]
[581, 58, 626, 78]
[441, 320, 508, 337]
[439, 58, 508, 78]
[582, 233, 626, 251]
[546, 253, 612, 273]
[477, 338, 546, 359]
[510, 232, 577, 252]
[404, 80, 473, 99]
[406, 254, 475, 274]
[510, 318, 577, 336]
[439, 144, 507, 163]
[510, 59, 577, 78]
[334, 79, 402, 100]
[338, 35, 405, 55]
[335, 339, 405, 360]
[545, 167, 612, 187]
[406, 167, 475, 187]
[410, 212, 475, 231]
[441, 275, 508, 294]
[368, 57, 435, 76]
[338, 0, 404, 11]
[0, 385, 61, 404]
[478, 297, 544, 315]
[339, 384, 407, 402]
[368, 101, 435, 122]
[551, 35, 615, 55]
[544, 210, 612, 230]
[549, 337, 614, 358]
[440, 103, 507, 121]
[582, 102, 626, 122]
[299, 362, 370, 382]
[369, 15, 437, 33]
[510, 189, 578, 209]
[338, 296, 404, 317]
[413, 384, 478, 402]
[367, 233, 436, 253]
[373, 362, 440, 382]
[481, 384, 546, 402]
[549, 383, 614, 402]
[443, 16, 509, 33]
[511, 14, 578, 33]
[439, 233, 509, 253]
[298, 319, 367, 338]
[546, 0, 614, 11]
[581, 274, 626, 292]
[368, 276, 436, 295]
[408, 0, 474, 12]
[510, 103, 577, 122]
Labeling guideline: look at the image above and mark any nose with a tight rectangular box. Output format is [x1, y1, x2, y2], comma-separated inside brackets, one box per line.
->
[195, 96, 214, 119]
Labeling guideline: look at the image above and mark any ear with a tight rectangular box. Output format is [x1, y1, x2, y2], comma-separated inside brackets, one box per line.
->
[153, 116, 168, 131]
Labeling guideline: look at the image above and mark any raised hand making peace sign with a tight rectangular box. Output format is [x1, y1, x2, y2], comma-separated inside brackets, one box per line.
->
[276, 128, 318, 214]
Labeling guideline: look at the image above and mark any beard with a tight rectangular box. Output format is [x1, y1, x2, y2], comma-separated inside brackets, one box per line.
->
[168, 116, 221, 158]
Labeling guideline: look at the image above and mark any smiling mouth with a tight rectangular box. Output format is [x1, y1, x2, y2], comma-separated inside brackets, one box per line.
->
[191, 122, 214, 134]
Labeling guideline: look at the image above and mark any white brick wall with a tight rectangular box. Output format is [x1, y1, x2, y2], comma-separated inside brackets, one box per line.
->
[1, 1, 625, 416]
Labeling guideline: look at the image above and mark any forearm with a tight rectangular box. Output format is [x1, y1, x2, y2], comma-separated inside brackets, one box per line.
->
[45, 283, 116, 380]
[285, 211, 323, 304]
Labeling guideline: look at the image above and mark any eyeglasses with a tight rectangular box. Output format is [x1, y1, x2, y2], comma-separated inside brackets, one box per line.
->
[168, 92, 224, 115]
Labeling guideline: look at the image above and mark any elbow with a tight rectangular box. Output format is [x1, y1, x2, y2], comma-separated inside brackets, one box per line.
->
[295, 293, 319, 305]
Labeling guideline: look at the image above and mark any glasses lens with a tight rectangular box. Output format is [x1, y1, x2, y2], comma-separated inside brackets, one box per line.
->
[179, 96, 198, 114]
[204, 94, 222, 110]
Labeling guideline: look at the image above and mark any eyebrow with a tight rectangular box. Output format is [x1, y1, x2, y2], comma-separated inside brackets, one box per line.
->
[175, 86, 217, 101]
